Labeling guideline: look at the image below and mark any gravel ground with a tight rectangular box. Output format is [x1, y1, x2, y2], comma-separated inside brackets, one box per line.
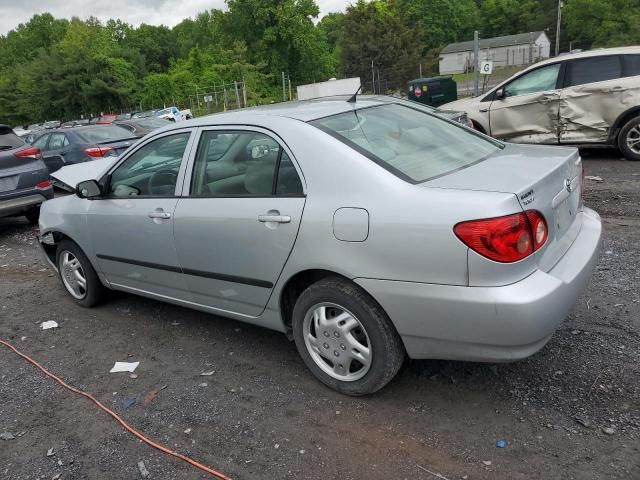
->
[0, 150, 638, 480]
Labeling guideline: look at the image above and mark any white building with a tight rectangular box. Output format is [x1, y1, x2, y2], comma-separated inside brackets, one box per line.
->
[439, 31, 551, 75]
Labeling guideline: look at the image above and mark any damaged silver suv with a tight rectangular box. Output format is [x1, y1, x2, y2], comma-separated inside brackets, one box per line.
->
[441, 47, 640, 160]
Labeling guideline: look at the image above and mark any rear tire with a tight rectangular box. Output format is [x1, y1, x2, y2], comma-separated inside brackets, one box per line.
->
[292, 277, 405, 396]
[618, 116, 640, 161]
[56, 240, 106, 307]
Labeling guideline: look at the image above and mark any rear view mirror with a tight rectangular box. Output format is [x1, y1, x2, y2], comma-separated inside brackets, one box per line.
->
[76, 179, 102, 199]
[495, 88, 506, 99]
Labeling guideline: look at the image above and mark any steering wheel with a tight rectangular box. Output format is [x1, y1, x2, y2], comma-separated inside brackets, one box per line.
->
[148, 169, 179, 196]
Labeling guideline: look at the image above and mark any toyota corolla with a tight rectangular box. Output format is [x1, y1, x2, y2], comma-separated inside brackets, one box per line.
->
[39, 95, 602, 395]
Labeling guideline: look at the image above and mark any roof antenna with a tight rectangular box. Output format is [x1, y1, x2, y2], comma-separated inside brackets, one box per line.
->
[347, 84, 362, 103]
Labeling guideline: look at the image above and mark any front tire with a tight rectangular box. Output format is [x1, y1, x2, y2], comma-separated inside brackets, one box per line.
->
[618, 116, 640, 161]
[56, 240, 105, 307]
[292, 277, 405, 395]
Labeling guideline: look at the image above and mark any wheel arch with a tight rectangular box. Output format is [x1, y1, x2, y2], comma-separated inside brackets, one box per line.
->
[279, 269, 389, 338]
[608, 106, 640, 142]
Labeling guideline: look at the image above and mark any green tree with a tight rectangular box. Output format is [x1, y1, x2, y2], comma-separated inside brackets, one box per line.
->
[339, 1, 424, 91]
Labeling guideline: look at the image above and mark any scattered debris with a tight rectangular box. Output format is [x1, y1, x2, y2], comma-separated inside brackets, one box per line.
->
[274, 443, 279, 449]
[184, 428, 192, 434]
[575, 417, 592, 428]
[199, 382, 208, 387]
[170, 321, 180, 326]
[299, 449, 305, 454]
[137, 460, 150, 478]
[482, 460, 492, 466]
[142, 389, 159, 406]
[40, 321, 59, 330]
[47, 448, 55, 457]
[123, 398, 136, 409]
[52, 474, 61, 480]
[200, 370, 216, 376]
[20, 336, 26, 341]
[496, 439, 506, 448]
[585, 175, 603, 182]
[109, 361, 140, 373]
[417, 464, 450, 479]
[0, 432, 15, 441]
[130, 373, 138, 379]
[602, 427, 615, 435]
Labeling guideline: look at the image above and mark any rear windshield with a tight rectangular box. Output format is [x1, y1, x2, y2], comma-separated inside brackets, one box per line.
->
[0, 130, 25, 149]
[311, 104, 502, 183]
[75, 125, 133, 144]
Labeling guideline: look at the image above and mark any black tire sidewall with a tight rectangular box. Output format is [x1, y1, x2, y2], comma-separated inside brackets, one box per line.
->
[56, 240, 104, 307]
[292, 278, 405, 396]
[618, 117, 640, 161]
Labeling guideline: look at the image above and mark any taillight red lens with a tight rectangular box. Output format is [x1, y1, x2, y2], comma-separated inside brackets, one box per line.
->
[83, 146, 114, 158]
[36, 180, 51, 189]
[15, 147, 42, 160]
[454, 210, 548, 263]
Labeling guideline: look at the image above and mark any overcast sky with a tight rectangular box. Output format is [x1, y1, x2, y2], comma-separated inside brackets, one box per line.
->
[0, 0, 351, 35]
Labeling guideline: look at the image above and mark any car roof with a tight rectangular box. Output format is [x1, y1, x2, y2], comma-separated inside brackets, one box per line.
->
[521, 46, 640, 71]
[185, 95, 394, 127]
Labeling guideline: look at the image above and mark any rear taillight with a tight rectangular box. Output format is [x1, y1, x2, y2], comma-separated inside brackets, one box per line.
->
[15, 147, 42, 160]
[454, 210, 548, 263]
[83, 146, 114, 158]
[36, 180, 51, 189]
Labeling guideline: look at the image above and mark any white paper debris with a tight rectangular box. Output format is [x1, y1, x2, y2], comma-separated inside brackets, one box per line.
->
[110, 361, 140, 373]
[41, 321, 59, 330]
[200, 370, 216, 376]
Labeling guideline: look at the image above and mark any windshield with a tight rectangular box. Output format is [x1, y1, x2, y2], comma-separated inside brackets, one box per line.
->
[76, 125, 134, 144]
[133, 118, 170, 130]
[311, 104, 502, 183]
[156, 108, 171, 116]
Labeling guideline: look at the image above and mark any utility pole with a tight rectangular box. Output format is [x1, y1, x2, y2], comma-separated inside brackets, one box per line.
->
[419, 63, 422, 78]
[555, 0, 563, 56]
[242, 76, 247, 107]
[234, 81, 241, 109]
[282, 72, 287, 102]
[376, 69, 381, 94]
[371, 60, 375, 94]
[473, 30, 479, 97]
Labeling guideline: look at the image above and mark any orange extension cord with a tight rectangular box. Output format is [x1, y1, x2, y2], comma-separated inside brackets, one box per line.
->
[0, 338, 231, 480]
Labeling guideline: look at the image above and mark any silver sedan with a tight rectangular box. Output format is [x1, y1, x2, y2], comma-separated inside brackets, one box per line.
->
[39, 95, 602, 395]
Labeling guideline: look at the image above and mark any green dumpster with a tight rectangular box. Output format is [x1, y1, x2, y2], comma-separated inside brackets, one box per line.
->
[407, 76, 457, 107]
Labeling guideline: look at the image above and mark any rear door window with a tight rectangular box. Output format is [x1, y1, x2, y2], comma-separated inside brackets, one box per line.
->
[622, 54, 640, 76]
[564, 55, 622, 87]
[32, 134, 50, 149]
[48, 133, 69, 150]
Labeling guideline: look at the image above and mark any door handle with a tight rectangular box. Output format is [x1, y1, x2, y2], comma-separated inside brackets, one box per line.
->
[258, 214, 291, 224]
[148, 211, 172, 219]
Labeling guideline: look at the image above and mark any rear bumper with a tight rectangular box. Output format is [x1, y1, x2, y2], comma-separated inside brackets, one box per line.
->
[0, 190, 51, 217]
[355, 208, 602, 362]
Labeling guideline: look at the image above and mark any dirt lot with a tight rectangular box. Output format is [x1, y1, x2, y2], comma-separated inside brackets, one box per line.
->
[1, 150, 638, 480]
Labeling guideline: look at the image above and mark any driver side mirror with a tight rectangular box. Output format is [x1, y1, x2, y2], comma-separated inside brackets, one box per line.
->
[76, 179, 102, 199]
[495, 88, 506, 100]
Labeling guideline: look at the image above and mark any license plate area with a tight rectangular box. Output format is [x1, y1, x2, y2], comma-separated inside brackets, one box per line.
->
[554, 194, 578, 237]
[0, 175, 18, 192]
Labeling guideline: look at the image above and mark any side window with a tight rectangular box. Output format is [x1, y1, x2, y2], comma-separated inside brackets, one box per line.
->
[565, 55, 622, 87]
[191, 130, 283, 196]
[48, 133, 68, 150]
[622, 54, 640, 77]
[108, 132, 190, 197]
[504, 63, 561, 97]
[33, 134, 49, 149]
[276, 152, 303, 195]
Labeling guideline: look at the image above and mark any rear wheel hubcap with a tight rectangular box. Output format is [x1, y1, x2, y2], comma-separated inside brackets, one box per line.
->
[303, 303, 372, 382]
[60, 251, 87, 300]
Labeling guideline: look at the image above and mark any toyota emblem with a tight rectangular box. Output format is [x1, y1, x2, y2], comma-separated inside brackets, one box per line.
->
[565, 178, 572, 193]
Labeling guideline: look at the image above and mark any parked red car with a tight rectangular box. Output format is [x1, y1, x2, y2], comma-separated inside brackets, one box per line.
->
[96, 114, 117, 125]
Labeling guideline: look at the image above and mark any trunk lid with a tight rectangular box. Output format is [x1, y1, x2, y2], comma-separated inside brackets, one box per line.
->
[425, 143, 583, 271]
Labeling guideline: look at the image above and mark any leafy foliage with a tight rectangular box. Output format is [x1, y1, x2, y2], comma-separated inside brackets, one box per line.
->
[0, 0, 639, 125]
